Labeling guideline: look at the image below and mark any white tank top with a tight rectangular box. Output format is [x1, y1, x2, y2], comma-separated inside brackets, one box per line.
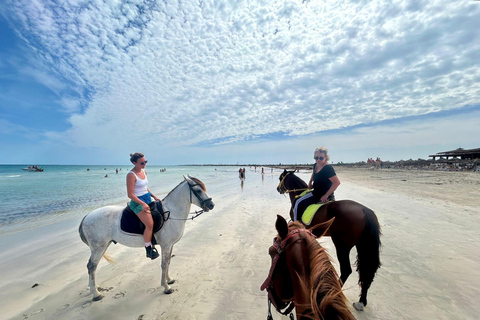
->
[129, 170, 149, 196]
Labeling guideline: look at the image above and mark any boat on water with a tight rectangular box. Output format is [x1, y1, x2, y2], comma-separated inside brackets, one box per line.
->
[22, 166, 44, 172]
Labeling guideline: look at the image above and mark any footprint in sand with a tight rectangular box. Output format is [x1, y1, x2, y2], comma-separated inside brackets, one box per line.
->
[146, 288, 156, 294]
[113, 291, 126, 299]
[30, 308, 44, 315]
[82, 301, 92, 309]
[98, 286, 113, 292]
[57, 304, 70, 311]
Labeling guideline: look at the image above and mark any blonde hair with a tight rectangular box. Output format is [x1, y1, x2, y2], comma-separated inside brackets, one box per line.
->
[314, 147, 330, 161]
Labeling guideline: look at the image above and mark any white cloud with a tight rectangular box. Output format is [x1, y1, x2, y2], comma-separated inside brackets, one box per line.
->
[2, 0, 480, 163]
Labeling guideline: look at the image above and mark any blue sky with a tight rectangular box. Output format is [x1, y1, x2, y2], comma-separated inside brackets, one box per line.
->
[1, 0, 479, 165]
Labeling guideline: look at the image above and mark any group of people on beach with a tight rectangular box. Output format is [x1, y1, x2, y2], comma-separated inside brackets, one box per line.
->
[126, 147, 340, 260]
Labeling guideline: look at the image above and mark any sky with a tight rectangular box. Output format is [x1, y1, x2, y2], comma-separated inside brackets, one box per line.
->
[0, 0, 479, 165]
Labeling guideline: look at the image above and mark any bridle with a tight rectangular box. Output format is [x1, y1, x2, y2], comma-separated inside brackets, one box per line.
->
[277, 172, 308, 194]
[167, 181, 213, 221]
[261, 228, 316, 320]
[188, 182, 212, 210]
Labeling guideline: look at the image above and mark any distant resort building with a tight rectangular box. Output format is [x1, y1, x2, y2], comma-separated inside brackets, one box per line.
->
[429, 147, 480, 161]
[429, 147, 479, 171]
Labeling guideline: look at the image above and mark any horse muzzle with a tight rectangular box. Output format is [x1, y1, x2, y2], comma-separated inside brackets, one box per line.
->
[203, 199, 215, 212]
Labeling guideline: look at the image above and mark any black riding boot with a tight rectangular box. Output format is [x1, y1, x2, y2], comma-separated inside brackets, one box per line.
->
[145, 245, 159, 260]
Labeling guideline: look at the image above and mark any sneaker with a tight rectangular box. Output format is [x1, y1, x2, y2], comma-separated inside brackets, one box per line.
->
[145, 246, 159, 260]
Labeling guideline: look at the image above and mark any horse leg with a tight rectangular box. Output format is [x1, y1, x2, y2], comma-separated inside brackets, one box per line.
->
[334, 245, 353, 286]
[165, 246, 175, 285]
[160, 243, 175, 294]
[87, 243, 110, 301]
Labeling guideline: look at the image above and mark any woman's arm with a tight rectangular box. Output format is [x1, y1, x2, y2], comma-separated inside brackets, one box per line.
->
[147, 188, 159, 201]
[308, 172, 314, 189]
[320, 175, 341, 203]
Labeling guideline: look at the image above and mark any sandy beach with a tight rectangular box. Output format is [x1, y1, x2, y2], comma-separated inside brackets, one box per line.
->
[1, 167, 479, 320]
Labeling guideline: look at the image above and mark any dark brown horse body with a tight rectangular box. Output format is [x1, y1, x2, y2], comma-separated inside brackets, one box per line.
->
[261, 215, 356, 320]
[277, 170, 381, 310]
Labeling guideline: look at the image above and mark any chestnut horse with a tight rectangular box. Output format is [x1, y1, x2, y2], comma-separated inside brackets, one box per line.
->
[277, 170, 381, 311]
[261, 215, 356, 320]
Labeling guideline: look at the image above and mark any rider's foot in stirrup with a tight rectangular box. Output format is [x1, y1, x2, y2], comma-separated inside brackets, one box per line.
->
[145, 245, 159, 260]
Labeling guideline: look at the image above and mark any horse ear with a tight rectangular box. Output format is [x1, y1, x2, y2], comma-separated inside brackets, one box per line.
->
[184, 175, 193, 184]
[309, 217, 335, 238]
[283, 169, 287, 173]
[275, 215, 288, 239]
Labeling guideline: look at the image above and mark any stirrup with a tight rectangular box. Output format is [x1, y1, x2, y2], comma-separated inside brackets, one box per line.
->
[146, 246, 159, 260]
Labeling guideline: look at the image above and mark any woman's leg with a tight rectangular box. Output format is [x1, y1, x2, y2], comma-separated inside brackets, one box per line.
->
[137, 208, 154, 243]
[294, 193, 315, 221]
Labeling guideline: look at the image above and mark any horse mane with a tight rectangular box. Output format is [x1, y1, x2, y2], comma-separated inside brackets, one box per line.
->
[288, 221, 355, 320]
[287, 171, 308, 189]
[164, 176, 206, 200]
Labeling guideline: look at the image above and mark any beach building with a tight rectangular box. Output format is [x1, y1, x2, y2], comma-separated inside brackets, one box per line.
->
[429, 147, 480, 171]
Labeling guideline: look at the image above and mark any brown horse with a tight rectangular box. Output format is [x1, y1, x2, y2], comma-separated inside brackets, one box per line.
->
[261, 215, 356, 320]
[277, 170, 381, 311]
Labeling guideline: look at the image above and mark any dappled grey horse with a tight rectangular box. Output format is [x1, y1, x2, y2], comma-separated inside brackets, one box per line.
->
[79, 176, 215, 301]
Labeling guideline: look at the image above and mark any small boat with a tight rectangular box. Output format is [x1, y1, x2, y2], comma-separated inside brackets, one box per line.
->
[22, 166, 44, 172]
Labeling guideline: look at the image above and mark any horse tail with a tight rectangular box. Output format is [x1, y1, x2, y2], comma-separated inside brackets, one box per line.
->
[102, 253, 116, 264]
[78, 215, 88, 246]
[356, 207, 382, 292]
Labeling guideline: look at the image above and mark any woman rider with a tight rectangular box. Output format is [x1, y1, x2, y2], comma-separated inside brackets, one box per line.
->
[293, 147, 341, 221]
[127, 152, 160, 260]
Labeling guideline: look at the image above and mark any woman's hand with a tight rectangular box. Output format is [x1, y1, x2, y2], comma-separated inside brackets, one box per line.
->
[308, 182, 313, 189]
[320, 195, 329, 203]
[142, 202, 150, 211]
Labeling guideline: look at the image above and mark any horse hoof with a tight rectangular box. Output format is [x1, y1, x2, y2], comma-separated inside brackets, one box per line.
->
[353, 302, 364, 311]
[167, 279, 175, 285]
[92, 295, 104, 301]
[164, 288, 174, 294]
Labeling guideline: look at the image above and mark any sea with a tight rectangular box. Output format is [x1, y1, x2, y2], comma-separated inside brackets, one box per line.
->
[0, 165, 248, 236]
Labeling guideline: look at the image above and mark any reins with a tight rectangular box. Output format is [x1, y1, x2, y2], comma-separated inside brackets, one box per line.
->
[165, 182, 211, 221]
[278, 172, 308, 194]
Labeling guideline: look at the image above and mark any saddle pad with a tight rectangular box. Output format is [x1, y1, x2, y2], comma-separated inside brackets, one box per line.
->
[295, 189, 312, 199]
[120, 201, 165, 235]
[302, 203, 323, 225]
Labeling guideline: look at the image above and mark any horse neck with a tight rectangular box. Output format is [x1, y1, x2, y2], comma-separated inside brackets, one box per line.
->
[162, 181, 191, 219]
[285, 174, 307, 202]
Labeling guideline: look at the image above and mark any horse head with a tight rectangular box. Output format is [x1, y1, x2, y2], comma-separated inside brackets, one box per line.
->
[183, 175, 215, 212]
[277, 169, 293, 194]
[277, 170, 308, 195]
[262, 215, 338, 318]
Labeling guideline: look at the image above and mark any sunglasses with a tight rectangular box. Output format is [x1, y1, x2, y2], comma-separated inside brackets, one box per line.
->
[140, 160, 148, 165]
[314, 156, 325, 160]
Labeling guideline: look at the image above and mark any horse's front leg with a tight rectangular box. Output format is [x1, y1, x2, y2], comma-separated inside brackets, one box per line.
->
[160, 244, 175, 294]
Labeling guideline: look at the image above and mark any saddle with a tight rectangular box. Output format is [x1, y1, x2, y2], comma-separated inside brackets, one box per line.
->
[302, 203, 324, 225]
[120, 201, 169, 245]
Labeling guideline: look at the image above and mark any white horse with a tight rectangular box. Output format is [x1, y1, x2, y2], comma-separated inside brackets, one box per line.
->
[78, 176, 215, 301]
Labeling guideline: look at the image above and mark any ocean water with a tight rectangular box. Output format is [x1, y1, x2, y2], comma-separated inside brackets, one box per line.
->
[0, 165, 238, 235]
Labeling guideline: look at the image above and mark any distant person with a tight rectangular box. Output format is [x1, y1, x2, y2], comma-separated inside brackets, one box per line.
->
[293, 147, 340, 221]
[126, 152, 161, 260]
[105, 174, 108, 178]
[116, 168, 119, 174]
[243, 168, 246, 179]
[261, 167, 264, 174]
